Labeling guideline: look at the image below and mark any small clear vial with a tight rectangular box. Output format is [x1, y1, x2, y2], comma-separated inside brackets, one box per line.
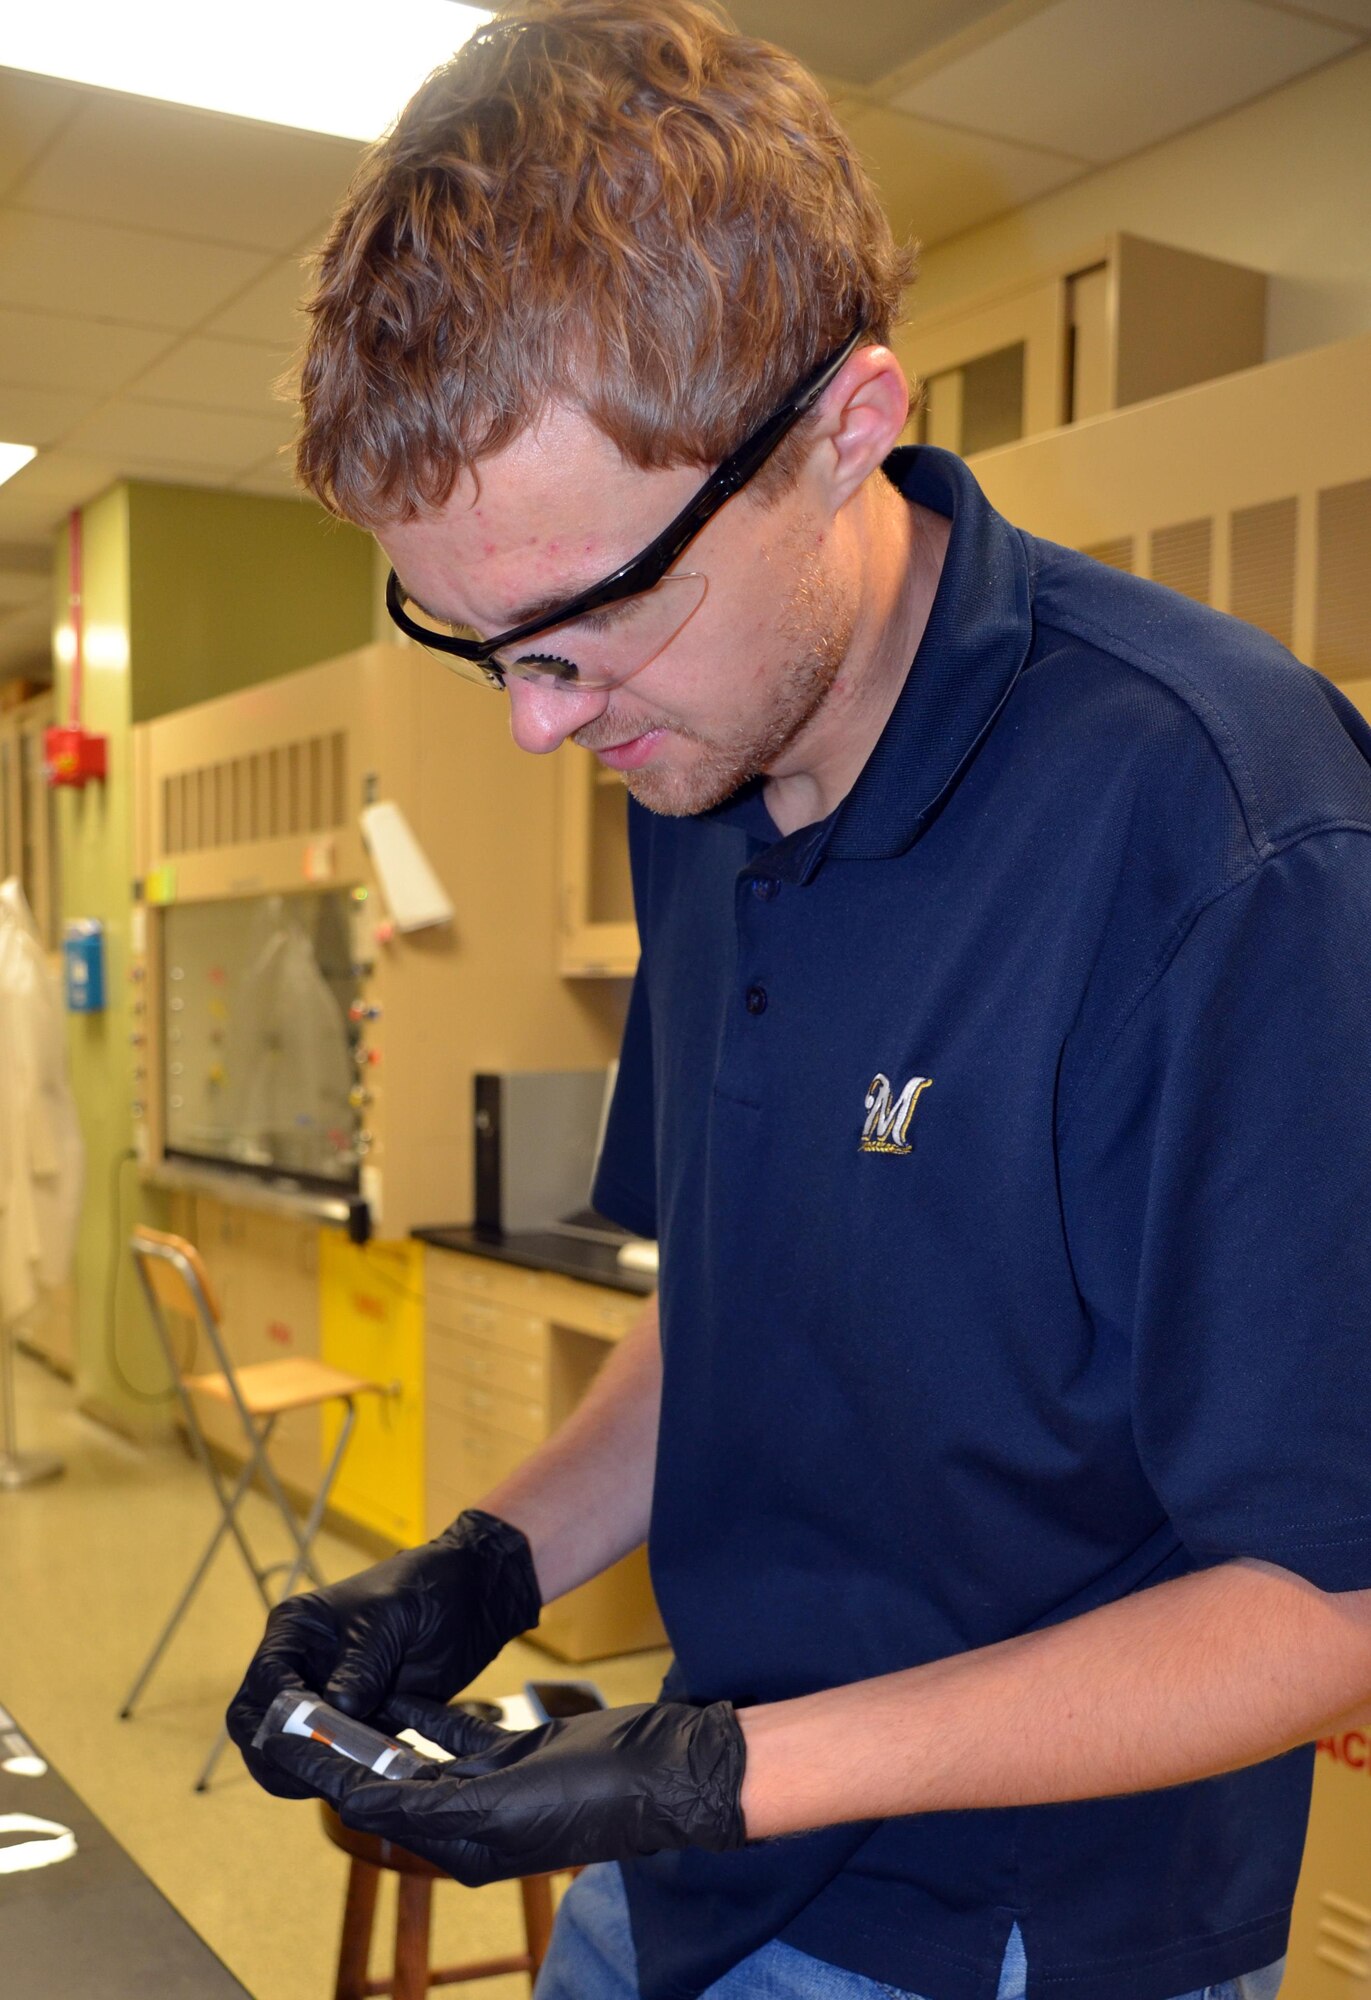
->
[253, 1690, 434, 1780]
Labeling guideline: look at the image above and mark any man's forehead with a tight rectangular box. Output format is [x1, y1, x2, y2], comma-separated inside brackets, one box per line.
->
[382, 407, 704, 619]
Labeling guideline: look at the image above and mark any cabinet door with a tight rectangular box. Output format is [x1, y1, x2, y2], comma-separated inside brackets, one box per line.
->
[320, 1234, 425, 1546]
[557, 749, 639, 977]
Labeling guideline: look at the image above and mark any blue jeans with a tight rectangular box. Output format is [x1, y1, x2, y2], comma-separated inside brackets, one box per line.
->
[533, 1863, 1287, 2000]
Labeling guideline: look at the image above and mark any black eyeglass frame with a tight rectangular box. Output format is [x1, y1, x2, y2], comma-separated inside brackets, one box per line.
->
[385, 325, 865, 678]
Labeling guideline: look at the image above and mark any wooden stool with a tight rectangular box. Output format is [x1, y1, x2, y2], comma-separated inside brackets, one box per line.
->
[321, 1801, 576, 1999]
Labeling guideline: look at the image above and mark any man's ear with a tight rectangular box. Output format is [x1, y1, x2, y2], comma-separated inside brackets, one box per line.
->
[808, 344, 911, 514]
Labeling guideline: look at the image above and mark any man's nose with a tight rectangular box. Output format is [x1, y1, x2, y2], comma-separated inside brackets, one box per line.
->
[506, 676, 609, 755]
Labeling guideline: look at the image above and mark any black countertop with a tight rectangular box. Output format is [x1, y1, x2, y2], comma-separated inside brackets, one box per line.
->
[0, 1702, 252, 1999]
[412, 1223, 656, 1296]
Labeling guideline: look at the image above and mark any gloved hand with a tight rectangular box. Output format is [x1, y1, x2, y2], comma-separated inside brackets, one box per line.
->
[226, 1510, 541, 1799]
[259, 1689, 748, 1882]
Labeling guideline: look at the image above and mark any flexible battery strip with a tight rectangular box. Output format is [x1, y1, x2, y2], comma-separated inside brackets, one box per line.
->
[254, 1689, 433, 1781]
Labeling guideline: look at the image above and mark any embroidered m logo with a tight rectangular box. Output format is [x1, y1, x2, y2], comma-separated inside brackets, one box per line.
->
[861, 1073, 932, 1155]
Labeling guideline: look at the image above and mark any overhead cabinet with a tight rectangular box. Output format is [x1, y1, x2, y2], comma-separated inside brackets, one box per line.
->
[903, 233, 1268, 455]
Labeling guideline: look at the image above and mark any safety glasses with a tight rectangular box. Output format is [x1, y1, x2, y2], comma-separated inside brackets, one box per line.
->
[385, 326, 864, 691]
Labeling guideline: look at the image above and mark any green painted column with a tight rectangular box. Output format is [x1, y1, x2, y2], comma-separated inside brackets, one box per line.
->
[52, 489, 159, 1430]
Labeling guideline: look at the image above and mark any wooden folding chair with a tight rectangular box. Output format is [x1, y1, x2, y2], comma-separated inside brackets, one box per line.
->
[119, 1225, 382, 1791]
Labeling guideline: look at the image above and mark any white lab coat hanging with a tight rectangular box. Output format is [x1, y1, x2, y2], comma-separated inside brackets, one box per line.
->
[0, 880, 83, 1327]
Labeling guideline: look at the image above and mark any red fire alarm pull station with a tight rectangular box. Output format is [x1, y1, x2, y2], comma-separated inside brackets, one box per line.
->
[45, 508, 108, 790]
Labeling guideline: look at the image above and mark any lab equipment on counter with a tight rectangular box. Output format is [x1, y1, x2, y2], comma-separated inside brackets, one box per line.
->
[474, 1068, 609, 1236]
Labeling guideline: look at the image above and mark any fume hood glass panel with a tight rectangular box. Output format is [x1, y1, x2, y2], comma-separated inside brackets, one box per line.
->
[162, 889, 360, 1190]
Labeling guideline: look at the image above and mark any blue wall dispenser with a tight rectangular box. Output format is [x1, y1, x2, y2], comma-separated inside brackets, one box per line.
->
[63, 919, 107, 1013]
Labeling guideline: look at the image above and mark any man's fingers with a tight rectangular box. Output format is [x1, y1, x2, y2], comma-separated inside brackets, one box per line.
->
[324, 1628, 402, 1718]
[381, 1692, 519, 1762]
[260, 1731, 357, 1806]
[336, 1778, 507, 1885]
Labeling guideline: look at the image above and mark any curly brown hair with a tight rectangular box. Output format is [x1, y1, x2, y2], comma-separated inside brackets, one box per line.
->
[295, 0, 916, 524]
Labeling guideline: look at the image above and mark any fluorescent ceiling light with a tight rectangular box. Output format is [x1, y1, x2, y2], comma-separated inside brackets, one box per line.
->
[0, 1, 494, 143]
[0, 443, 37, 491]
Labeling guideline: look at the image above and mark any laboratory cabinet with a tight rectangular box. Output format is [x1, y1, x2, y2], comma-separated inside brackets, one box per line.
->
[1288, 1738, 1371, 1997]
[424, 1244, 664, 1660]
[132, 642, 622, 1239]
[972, 327, 1371, 703]
[899, 231, 1267, 457]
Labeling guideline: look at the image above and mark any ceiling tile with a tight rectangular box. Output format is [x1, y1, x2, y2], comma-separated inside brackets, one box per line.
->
[0, 569, 48, 613]
[0, 307, 174, 396]
[843, 104, 1086, 246]
[0, 599, 53, 676]
[65, 398, 292, 475]
[132, 336, 294, 417]
[726, 0, 1013, 87]
[0, 381, 100, 445]
[203, 255, 314, 344]
[116, 457, 277, 493]
[893, 0, 1356, 163]
[0, 209, 271, 330]
[0, 70, 79, 200]
[0, 452, 119, 540]
[13, 92, 362, 253]
[1271, 0, 1371, 25]
[231, 450, 302, 498]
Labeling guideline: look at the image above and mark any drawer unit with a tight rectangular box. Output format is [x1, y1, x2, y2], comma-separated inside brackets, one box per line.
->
[427, 1289, 547, 1360]
[425, 1248, 647, 1344]
[425, 1250, 553, 1317]
[427, 1420, 535, 1523]
[428, 1323, 547, 1405]
[427, 1367, 545, 1446]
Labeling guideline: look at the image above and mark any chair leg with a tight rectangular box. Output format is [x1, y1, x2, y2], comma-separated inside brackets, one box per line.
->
[333, 1856, 380, 2000]
[192, 1719, 235, 1794]
[521, 1875, 556, 1974]
[393, 1874, 433, 2000]
[117, 1450, 260, 1719]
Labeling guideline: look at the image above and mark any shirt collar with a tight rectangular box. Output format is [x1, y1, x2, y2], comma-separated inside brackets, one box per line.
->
[705, 447, 1034, 881]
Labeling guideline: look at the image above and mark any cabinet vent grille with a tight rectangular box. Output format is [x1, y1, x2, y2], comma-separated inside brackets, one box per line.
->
[1150, 518, 1212, 604]
[1082, 538, 1134, 573]
[1315, 476, 1371, 681]
[1316, 1887, 1371, 1981]
[161, 731, 347, 857]
[1230, 498, 1297, 648]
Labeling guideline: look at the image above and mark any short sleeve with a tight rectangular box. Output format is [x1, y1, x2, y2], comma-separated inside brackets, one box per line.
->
[1058, 827, 1371, 1591]
[591, 964, 658, 1238]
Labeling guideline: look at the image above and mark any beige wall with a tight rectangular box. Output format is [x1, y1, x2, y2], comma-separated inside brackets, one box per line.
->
[907, 44, 1371, 364]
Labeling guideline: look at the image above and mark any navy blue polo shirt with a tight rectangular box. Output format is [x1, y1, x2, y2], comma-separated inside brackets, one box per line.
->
[590, 446, 1371, 2000]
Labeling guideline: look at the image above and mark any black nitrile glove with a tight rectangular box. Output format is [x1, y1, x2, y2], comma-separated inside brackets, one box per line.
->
[226, 1510, 540, 1800]
[261, 1689, 748, 1882]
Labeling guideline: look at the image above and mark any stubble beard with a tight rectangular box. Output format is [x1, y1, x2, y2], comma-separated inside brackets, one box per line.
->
[585, 555, 859, 819]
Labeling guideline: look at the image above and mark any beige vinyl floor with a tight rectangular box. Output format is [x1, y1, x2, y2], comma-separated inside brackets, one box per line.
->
[0, 1346, 670, 2000]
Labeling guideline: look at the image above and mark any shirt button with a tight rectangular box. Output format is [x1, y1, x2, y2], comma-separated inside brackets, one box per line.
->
[752, 876, 779, 901]
[745, 984, 768, 1016]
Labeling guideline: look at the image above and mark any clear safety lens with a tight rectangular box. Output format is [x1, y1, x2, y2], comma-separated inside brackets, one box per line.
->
[402, 573, 707, 691]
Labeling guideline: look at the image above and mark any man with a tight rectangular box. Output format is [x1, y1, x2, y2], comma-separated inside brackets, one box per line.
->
[227, 4, 1371, 1997]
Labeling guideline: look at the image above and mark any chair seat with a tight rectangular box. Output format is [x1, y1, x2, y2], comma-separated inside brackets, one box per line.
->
[321, 1801, 448, 1878]
[185, 1357, 380, 1417]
